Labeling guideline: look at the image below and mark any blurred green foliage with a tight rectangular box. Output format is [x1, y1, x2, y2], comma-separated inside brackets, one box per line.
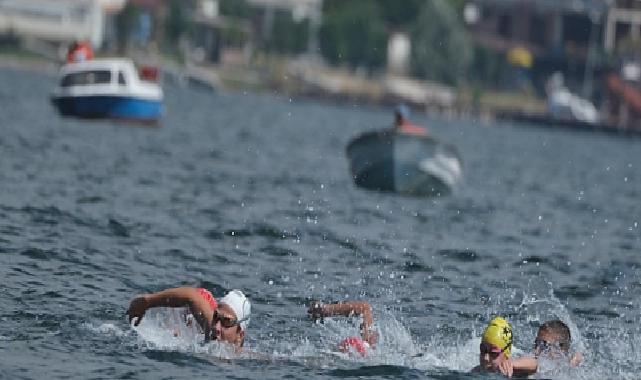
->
[268, 10, 309, 54]
[114, 0, 517, 89]
[320, 0, 387, 70]
[410, 0, 472, 86]
[320, 0, 475, 84]
[219, 0, 253, 18]
[115, 1, 139, 52]
[469, 45, 509, 89]
[165, 0, 190, 47]
[375, 0, 423, 27]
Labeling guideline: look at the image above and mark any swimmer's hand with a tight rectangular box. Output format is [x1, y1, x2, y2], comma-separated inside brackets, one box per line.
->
[307, 301, 324, 322]
[570, 352, 583, 367]
[498, 359, 514, 377]
[126, 295, 150, 326]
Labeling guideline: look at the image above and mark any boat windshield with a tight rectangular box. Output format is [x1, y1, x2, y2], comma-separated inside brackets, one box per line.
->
[61, 70, 112, 87]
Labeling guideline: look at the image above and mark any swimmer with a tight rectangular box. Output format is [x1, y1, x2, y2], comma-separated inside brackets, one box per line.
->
[126, 287, 250, 352]
[509, 319, 583, 375]
[308, 300, 378, 355]
[472, 316, 523, 377]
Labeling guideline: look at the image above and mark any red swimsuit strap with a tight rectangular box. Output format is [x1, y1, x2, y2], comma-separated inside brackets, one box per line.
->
[196, 288, 217, 310]
[339, 336, 367, 355]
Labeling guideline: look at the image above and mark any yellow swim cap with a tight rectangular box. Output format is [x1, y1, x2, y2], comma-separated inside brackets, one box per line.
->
[482, 317, 513, 358]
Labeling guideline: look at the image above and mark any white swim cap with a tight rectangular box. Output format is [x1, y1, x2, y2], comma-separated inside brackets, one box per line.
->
[219, 290, 251, 331]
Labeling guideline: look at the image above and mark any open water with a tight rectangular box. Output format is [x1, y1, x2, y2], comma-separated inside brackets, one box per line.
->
[1, 66, 640, 379]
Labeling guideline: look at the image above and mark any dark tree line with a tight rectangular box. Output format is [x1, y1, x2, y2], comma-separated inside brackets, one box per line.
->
[116, 0, 483, 87]
[320, 0, 473, 86]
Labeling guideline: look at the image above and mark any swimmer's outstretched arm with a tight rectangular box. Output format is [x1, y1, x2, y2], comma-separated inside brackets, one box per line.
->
[509, 351, 582, 376]
[308, 300, 376, 346]
[126, 287, 215, 334]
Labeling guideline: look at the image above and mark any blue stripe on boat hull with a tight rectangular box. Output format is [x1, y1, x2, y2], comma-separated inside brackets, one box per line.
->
[51, 95, 162, 122]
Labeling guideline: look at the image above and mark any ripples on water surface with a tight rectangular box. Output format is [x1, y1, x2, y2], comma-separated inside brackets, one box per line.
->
[1, 67, 640, 379]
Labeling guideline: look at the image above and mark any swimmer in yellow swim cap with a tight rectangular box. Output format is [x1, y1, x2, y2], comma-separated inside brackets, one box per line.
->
[473, 316, 515, 376]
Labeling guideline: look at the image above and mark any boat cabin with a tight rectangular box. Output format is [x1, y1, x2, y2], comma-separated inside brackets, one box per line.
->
[55, 59, 162, 99]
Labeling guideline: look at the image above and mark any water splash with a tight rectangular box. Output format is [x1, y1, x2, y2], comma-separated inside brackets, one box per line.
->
[517, 287, 585, 353]
[251, 307, 421, 368]
[511, 288, 641, 379]
[116, 294, 641, 379]
[128, 308, 237, 358]
[84, 322, 132, 338]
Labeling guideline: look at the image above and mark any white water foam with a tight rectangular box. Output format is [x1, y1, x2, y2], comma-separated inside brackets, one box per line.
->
[84, 322, 132, 338]
[244, 307, 422, 369]
[121, 298, 641, 379]
[490, 289, 641, 379]
[128, 308, 238, 358]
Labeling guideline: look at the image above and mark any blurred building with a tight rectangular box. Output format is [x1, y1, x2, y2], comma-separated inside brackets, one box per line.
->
[246, 0, 322, 57]
[0, 0, 126, 49]
[465, 0, 610, 66]
[191, 0, 252, 65]
[246, 0, 322, 20]
[465, 0, 641, 128]
[601, 0, 641, 129]
[604, 0, 641, 54]
[387, 32, 411, 76]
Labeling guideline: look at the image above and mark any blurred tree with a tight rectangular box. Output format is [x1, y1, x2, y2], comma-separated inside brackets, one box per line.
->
[220, 0, 252, 18]
[220, 24, 248, 49]
[165, 0, 192, 48]
[410, 0, 472, 86]
[375, 0, 423, 28]
[268, 10, 309, 54]
[469, 45, 508, 90]
[115, 2, 139, 53]
[217, 0, 252, 50]
[447, 0, 468, 16]
[320, 0, 386, 70]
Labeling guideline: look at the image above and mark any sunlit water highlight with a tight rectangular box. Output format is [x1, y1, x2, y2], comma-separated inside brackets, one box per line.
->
[0, 66, 640, 379]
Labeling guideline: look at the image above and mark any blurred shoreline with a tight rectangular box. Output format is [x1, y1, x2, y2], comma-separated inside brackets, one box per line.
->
[0, 48, 546, 124]
[0, 52, 58, 74]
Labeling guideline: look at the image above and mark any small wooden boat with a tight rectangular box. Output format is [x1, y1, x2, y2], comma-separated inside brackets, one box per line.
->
[346, 130, 462, 196]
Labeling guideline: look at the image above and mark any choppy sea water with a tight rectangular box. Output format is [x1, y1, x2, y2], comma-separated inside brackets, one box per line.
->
[0, 66, 640, 379]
